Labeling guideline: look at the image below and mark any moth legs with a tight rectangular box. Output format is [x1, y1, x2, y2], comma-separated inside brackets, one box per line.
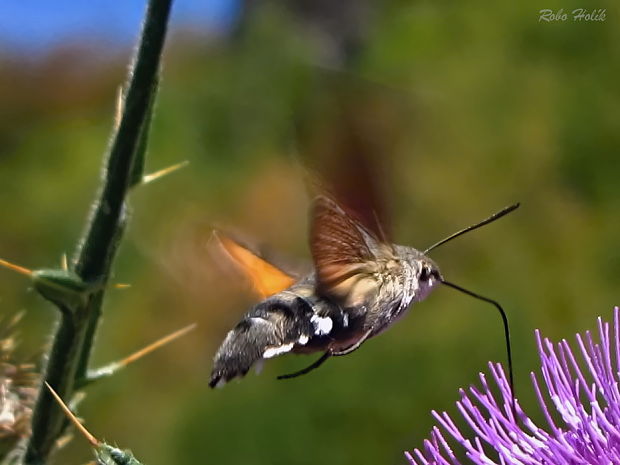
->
[277, 352, 331, 380]
[331, 329, 373, 356]
[277, 329, 373, 380]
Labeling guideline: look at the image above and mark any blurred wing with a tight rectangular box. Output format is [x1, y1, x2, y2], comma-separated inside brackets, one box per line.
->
[310, 196, 392, 307]
[214, 232, 296, 299]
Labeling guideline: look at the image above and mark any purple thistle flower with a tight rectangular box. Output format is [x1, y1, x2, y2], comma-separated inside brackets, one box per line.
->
[407, 307, 620, 465]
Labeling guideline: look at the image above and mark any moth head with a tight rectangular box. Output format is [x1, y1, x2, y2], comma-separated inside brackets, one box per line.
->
[413, 257, 442, 302]
[418, 260, 441, 281]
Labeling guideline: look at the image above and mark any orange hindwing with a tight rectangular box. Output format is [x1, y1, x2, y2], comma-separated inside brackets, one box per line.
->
[213, 231, 296, 299]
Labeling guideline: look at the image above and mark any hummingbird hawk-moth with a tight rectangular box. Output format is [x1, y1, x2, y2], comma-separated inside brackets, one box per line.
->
[209, 196, 519, 392]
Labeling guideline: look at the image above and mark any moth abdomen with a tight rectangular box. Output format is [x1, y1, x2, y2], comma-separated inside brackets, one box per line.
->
[209, 293, 318, 388]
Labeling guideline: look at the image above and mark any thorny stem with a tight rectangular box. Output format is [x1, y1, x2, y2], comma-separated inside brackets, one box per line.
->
[23, 1, 173, 463]
[77, 324, 197, 388]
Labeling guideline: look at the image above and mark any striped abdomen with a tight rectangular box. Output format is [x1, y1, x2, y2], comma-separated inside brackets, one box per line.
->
[209, 279, 362, 387]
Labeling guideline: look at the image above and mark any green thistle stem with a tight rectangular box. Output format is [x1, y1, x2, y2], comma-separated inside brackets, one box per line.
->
[22, 1, 173, 463]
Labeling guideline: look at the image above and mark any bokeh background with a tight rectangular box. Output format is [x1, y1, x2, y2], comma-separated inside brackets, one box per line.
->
[1, 1, 618, 464]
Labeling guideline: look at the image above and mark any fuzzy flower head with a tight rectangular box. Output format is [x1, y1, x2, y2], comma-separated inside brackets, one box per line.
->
[408, 307, 620, 465]
[0, 313, 37, 459]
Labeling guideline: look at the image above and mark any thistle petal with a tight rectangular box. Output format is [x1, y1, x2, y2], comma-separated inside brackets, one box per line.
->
[409, 307, 620, 464]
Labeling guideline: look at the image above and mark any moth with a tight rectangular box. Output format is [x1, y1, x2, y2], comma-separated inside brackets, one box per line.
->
[209, 196, 518, 393]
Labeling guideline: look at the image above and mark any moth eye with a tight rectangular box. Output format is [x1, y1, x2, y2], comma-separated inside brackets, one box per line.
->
[419, 266, 430, 281]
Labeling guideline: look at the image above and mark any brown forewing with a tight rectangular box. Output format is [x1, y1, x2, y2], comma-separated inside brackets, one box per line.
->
[310, 196, 393, 307]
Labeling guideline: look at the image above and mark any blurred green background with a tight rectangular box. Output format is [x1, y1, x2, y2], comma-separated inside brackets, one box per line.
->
[1, 1, 618, 464]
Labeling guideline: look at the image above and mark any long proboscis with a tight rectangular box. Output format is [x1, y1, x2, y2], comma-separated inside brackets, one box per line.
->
[423, 203, 520, 254]
[440, 279, 517, 420]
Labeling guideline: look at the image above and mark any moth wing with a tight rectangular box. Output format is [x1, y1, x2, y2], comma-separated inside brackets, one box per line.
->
[213, 231, 296, 299]
[310, 196, 393, 307]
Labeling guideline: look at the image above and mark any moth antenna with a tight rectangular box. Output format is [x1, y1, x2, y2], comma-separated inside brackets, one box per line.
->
[440, 280, 517, 420]
[423, 203, 520, 254]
